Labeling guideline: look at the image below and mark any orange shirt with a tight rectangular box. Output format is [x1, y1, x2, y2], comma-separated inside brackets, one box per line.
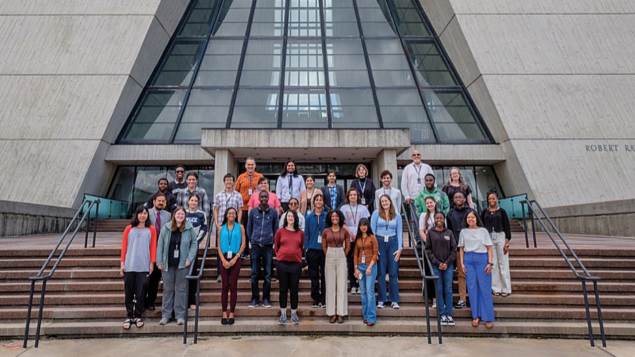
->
[235, 171, 264, 209]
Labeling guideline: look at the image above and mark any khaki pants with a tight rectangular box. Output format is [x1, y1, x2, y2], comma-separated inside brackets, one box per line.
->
[325, 247, 348, 317]
[491, 232, 512, 294]
[458, 264, 467, 301]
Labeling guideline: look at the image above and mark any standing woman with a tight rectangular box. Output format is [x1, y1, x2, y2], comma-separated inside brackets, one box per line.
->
[322, 209, 351, 323]
[481, 191, 512, 297]
[354, 218, 378, 326]
[299, 175, 322, 216]
[418, 196, 440, 307]
[217, 207, 245, 325]
[371, 195, 403, 309]
[275, 210, 305, 325]
[442, 167, 475, 209]
[425, 212, 457, 326]
[277, 160, 306, 212]
[340, 188, 370, 294]
[186, 194, 207, 308]
[157, 207, 197, 325]
[351, 164, 377, 212]
[459, 211, 495, 328]
[305, 194, 328, 308]
[120, 206, 157, 329]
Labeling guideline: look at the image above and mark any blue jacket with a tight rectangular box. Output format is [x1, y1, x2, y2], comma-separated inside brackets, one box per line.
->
[305, 210, 327, 251]
[247, 206, 278, 245]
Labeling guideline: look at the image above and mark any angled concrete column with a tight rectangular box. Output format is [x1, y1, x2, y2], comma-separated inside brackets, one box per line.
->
[372, 149, 398, 188]
[213, 149, 237, 198]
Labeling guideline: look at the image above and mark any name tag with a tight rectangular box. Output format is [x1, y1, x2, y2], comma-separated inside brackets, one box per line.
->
[444, 235, 450, 241]
[361, 197, 366, 205]
[317, 235, 322, 244]
[248, 188, 253, 195]
[227, 251, 233, 259]
[384, 235, 389, 243]
[173, 250, 179, 259]
[361, 256, 366, 264]
[350, 236, 355, 243]
[491, 231, 496, 240]
[417, 178, 421, 184]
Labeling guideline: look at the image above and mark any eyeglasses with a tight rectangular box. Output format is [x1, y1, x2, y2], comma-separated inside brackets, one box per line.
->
[176, 170, 185, 173]
[289, 202, 298, 206]
[412, 154, 421, 157]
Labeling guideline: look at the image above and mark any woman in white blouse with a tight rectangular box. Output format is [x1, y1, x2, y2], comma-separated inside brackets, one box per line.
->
[459, 211, 495, 328]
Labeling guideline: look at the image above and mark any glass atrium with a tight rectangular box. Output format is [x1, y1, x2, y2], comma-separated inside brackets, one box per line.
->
[118, 0, 492, 145]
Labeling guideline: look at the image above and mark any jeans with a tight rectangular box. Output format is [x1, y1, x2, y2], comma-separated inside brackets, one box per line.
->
[161, 267, 188, 320]
[250, 244, 273, 301]
[464, 252, 495, 322]
[358, 264, 377, 323]
[377, 235, 400, 303]
[431, 263, 454, 317]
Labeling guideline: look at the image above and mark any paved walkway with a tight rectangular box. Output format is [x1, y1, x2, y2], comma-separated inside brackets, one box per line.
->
[2, 337, 634, 357]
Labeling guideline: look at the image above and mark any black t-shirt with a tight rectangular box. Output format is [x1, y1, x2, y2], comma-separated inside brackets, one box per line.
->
[442, 184, 473, 208]
[168, 230, 182, 268]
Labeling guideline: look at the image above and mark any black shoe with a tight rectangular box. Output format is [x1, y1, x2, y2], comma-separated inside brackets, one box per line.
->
[228, 318, 235, 325]
[146, 305, 156, 311]
[221, 318, 228, 325]
[312, 302, 319, 308]
[262, 299, 272, 308]
[249, 299, 259, 308]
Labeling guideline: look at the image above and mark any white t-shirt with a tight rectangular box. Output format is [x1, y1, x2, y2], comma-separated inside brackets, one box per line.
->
[340, 204, 370, 236]
[458, 227, 492, 253]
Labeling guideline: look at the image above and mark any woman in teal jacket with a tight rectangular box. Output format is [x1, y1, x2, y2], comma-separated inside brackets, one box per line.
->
[156, 206, 198, 325]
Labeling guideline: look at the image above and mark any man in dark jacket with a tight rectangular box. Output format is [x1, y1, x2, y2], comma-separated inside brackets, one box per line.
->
[320, 171, 344, 212]
[445, 191, 473, 310]
[146, 178, 176, 212]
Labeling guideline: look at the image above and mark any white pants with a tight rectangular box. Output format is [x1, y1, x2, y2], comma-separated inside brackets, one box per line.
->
[491, 232, 511, 294]
[325, 247, 348, 317]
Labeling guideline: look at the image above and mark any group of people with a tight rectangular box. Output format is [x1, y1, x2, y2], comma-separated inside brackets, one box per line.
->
[120, 152, 512, 330]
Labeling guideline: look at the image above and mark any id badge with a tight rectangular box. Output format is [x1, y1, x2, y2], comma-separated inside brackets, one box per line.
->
[361, 197, 366, 205]
[491, 231, 496, 240]
[384, 235, 389, 243]
[317, 234, 322, 244]
[248, 188, 253, 195]
[417, 178, 421, 184]
[350, 236, 355, 243]
[227, 251, 233, 259]
[173, 250, 179, 259]
[361, 256, 366, 264]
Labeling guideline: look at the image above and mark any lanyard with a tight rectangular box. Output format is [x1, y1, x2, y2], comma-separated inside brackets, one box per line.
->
[358, 179, 367, 194]
[173, 231, 182, 252]
[224, 191, 234, 206]
[414, 163, 422, 178]
[361, 234, 368, 256]
[226, 224, 236, 250]
[312, 213, 323, 241]
[330, 229, 343, 247]
[350, 204, 359, 224]
[384, 216, 390, 234]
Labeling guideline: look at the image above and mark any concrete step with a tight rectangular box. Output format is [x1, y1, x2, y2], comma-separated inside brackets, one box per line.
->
[3, 303, 633, 320]
[5, 318, 631, 339]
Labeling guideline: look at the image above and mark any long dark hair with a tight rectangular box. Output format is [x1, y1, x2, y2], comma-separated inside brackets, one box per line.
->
[463, 209, 483, 228]
[283, 210, 300, 232]
[222, 207, 238, 226]
[355, 217, 373, 241]
[280, 160, 298, 177]
[326, 209, 345, 228]
[130, 206, 151, 228]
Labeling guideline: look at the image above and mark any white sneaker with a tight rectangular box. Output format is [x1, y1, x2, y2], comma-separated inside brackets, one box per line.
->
[350, 287, 356, 294]
[440, 315, 448, 326]
[377, 302, 384, 309]
[432, 298, 437, 309]
[446, 316, 455, 326]
[391, 302, 400, 309]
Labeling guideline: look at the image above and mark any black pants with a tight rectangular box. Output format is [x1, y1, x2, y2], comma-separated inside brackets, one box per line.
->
[306, 249, 326, 305]
[124, 271, 149, 319]
[188, 247, 200, 306]
[144, 263, 161, 308]
[277, 261, 302, 309]
[241, 210, 250, 256]
[346, 248, 359, 289]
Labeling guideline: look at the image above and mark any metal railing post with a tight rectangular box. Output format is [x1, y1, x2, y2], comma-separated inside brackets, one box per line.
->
[183, 279, 189, 344]
[423, 282, 431, 345]
[84, 201, 91, 248]
[581, 281, 595, 347]
[521, 201, 529, 248]
[529, 208, 537, 248]
[593, 281, 607, 347]
[92, 200, 100, 248]
[22, 281, 36, 348]
[34, 280, 47, 348]
[194, 280, 201, 344]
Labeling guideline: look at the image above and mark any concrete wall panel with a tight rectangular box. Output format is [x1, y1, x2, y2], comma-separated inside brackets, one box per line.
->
[0, 0, 161, 15]
[450, 0, 635, 14]
[438, 17, 482, 87]
[417, 0, 456, 35]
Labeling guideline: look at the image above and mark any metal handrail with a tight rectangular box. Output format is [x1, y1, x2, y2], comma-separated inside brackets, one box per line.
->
[403, 202, 441, 345]
[520, 199, 606, 347]
[23, 198, 100, 348]
[183, 224, 213, 344]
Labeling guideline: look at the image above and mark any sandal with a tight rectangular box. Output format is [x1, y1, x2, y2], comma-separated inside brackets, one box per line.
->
[485, 322, 494, 329]
[501, 293, 510, 297]
[329, 316, 337, 324]
[135, 318, 144, 328]
[123, 318, 132, 330]
[471, 318, 480, 327]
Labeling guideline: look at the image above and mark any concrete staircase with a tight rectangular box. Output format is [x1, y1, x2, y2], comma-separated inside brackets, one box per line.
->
[1, 238, 634, 340]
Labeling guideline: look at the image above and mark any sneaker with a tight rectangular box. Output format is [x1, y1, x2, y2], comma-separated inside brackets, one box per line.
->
[216, 276, 222, 283]
[391, 302, 400, 309]
[440, 315, 448, 326]
[262, 299, 272, 308]
[377, 302, 384, 309]
[176, 318, 185, 325]
[350, 287, 356, 294]
[357, 288, 361, 295]
[291, 312, 300, 325]
[447, 316, 455, 326]
[158, 318, 169, 325]
[432, 298, 437, 309]
[249, 299, 259, 308]
[312, 302, 319, 308]
[278, 314, 287, 325]
[319, 302, 325, 308]
[455, 300, 467, 309]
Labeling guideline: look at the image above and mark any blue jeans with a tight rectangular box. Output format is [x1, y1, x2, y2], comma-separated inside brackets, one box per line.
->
[465, 252, 495, 322]
[377, 235, 400, 303]
[250, 244, 273, 301]
[358, 264, 377, 323]
[431, 263, 454, 317]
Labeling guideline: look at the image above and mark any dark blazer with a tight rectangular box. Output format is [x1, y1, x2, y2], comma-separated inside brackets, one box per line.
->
[320, 184, 345, 212]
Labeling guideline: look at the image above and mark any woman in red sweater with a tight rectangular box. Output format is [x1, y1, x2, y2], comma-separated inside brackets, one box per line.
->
[274, 210, 305, 325]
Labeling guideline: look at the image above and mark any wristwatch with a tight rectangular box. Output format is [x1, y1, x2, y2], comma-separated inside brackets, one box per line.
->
[488, 262, 493, 265]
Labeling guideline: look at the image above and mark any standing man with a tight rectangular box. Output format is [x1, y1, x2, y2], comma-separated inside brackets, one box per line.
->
[276, 160, 305, 212]
[145, 193, 172, 311]
[401, 150, 434, 207]
[213, 174, 243, 231]
[374, 170, 402, 214]
[247, 191, 279, 308]
[414, 173, 450, 217]
[146, 178, 176, 212]
[168, 165, 187, 196]
[320, 171, 344, 212]
[248, 177, 282, 216]
[235, 157, 263, 258]
[176, 172, 211, 219]
[446, 192, 473, 310]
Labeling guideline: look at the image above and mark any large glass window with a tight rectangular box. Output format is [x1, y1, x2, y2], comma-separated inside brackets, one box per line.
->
[119, 0, 492, 144]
